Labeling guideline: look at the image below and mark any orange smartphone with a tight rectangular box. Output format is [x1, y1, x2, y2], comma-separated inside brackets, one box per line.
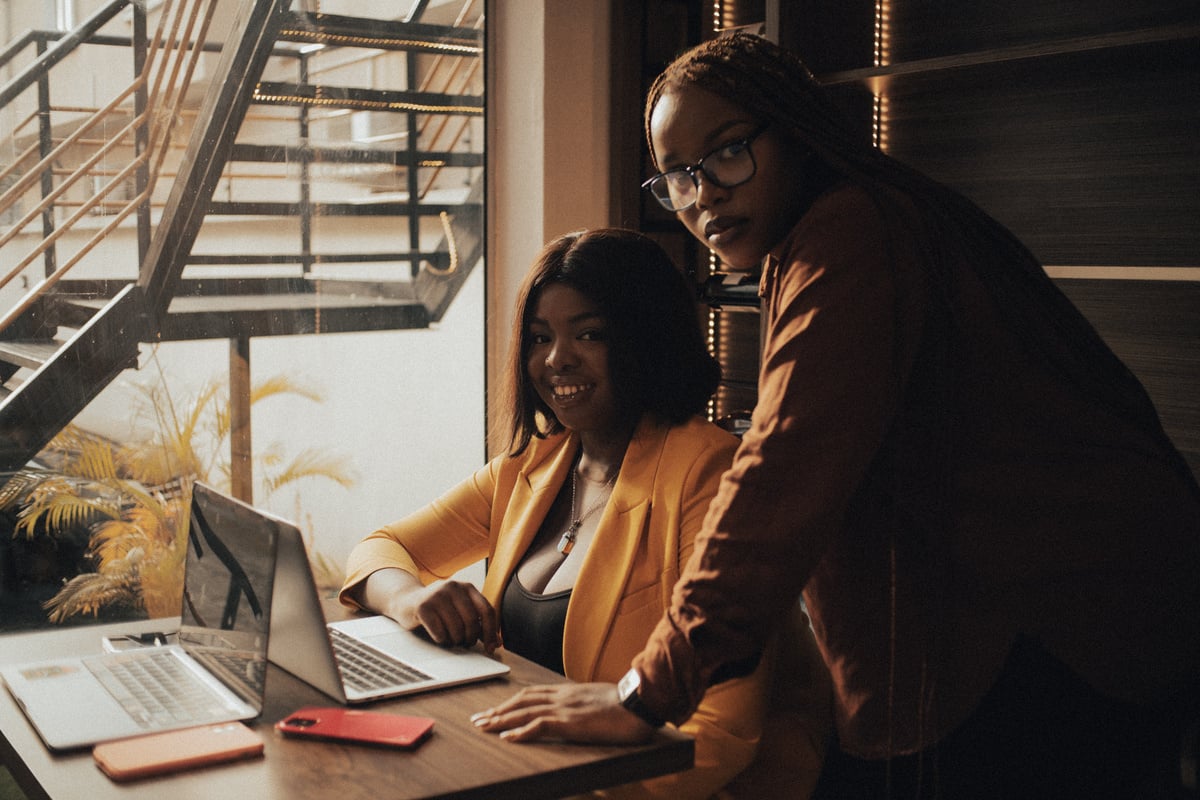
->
[92, 722, 264, 781]
[276, 706, 434, 749]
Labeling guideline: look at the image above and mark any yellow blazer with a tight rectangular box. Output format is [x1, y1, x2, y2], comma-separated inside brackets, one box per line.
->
[340, 416, 828, 798]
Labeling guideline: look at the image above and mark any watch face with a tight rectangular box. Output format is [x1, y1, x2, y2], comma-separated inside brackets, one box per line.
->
[618, 668, 640, 701]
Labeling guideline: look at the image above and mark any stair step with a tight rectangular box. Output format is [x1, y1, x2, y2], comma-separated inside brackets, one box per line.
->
[228, 143, 482, 169]
[0, 340, 61, 370]
[253, 81, 483, 116]
[277, 12, 483, 55]
[61, 293, 431, 341]
[184, 251, 452, 270]
[207, 200, 478, 217]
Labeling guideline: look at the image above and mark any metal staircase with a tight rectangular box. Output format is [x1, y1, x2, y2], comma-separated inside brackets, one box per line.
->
[0, 0, 484, 478]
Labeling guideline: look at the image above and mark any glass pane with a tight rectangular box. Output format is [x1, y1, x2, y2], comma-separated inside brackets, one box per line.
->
[0, 0, 485, 630]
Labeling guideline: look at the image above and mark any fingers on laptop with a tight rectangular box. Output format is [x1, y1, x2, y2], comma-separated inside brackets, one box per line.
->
[415, 581, 500, 652]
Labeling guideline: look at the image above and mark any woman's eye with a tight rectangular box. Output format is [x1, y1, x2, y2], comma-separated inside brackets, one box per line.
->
[717, 141, 747, 160]
[529, 332, 550, 345]
[579, 329, 607, 342]
[665, 170, 692, 189]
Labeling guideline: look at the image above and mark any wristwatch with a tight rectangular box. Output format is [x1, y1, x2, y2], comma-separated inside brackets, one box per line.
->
[617, 668, 665, 728]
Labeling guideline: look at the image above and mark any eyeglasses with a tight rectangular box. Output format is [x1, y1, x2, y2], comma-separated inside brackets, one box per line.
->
[642, 124, 769, 212]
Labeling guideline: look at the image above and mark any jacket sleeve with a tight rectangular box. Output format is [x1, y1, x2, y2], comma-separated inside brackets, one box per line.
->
[338, 457, 501, 610]
[599, 424, 830, 799]
[634, 187, 915, 727]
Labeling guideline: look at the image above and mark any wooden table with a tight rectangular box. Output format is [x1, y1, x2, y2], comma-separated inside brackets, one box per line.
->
[0, 614, 692, 799]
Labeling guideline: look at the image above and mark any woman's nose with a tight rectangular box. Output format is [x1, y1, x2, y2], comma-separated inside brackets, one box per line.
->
[693, 171, 727, 210]
[545, 339, 576, 369]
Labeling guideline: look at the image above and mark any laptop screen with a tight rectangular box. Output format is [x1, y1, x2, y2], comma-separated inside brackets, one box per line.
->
[179, 483, 279, 709]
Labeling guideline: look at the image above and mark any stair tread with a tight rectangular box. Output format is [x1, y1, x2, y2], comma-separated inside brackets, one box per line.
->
[228, 142, 483, 167]
[0, 339, 61, 369]
[56, 292, 432, 342]
[159, 293, 432, 340]
[254, 81, 483, 114]
[276, 12, 483, 53]
[169, 293, 420, 311]
[67, 291, 421, 313]
[206, 200, 480, 216]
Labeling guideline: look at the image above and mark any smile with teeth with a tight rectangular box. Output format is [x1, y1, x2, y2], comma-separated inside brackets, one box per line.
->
[553, 383, 593, 402]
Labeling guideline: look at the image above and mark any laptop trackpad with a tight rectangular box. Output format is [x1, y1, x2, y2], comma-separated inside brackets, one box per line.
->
[331, 616, 493, 674]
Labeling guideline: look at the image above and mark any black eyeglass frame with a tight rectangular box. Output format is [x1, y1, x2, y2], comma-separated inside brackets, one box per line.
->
[642, 123, 771, 212]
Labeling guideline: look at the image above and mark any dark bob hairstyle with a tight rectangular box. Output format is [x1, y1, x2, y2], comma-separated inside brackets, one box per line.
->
[505, 228, 720, 455]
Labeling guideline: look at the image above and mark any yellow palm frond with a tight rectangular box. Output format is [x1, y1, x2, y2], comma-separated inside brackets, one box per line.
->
[90, 519, 154, 564]
[15, 490, 122, 539]
[114, 439, 183, 486]
[0, 472, 67, 511]
[44, 573, 139, 623]
[252, 374, 324, 405]
[0, 468, 57, 508]
[125, 501, 178, 548]
[261, 448, 358, 496]
[139, 529, 187, 617]
[57, 429, 121, 482]
[129, 378, 217, 480]
[18, 365, 353, 625]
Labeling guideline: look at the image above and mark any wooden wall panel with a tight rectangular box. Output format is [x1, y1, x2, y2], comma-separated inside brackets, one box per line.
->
[885, 0, 1198, 61]
[1055, 278, 1200, 479]
[881, 41, 1200, 266]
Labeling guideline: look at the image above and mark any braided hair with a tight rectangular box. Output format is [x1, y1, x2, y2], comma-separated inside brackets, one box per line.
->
[645, 32, 1190, 484]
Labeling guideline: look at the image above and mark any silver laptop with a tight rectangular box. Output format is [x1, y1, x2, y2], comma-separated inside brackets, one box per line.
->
[268, 519, 509, 704]
[0, 482, 279, 750]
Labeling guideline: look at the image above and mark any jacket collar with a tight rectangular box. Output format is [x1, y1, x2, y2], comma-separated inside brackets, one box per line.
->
[481, 417, 673, 680]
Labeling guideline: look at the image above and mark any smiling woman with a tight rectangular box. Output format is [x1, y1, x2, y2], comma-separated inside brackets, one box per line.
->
[338, 228, 832, 799]
[525, 283, 622, 451]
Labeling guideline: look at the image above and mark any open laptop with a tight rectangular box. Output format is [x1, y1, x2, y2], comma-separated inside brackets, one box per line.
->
[0, 482, 279, 750]
[268, 516, 509, 704]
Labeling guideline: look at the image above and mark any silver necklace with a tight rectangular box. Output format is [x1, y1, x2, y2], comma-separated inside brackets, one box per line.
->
[557, 466, 616, 555]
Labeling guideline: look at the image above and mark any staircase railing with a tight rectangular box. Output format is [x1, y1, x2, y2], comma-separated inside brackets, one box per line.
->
[0, 0, 218, 337]
[0, 0, 486, 480]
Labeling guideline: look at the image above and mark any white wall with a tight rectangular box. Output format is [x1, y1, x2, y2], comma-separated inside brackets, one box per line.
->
[76, 264, 485, 571]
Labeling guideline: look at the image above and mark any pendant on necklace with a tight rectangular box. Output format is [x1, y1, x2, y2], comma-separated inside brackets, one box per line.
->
[557, 521, 582, 555]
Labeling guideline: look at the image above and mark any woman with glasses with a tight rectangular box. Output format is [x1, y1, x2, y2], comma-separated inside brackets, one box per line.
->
[340, 228, 831, 798]
[472, 32, 1200, 799]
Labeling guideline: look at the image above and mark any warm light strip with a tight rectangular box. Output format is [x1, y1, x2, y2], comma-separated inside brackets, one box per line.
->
[251, 90, 483, 115]
[707, 309, 718, 419]
[279, 29, 481, 56]
[872, 0, 891, 151]
[874, 0, 891, 67]
[873, 94, 890, 151]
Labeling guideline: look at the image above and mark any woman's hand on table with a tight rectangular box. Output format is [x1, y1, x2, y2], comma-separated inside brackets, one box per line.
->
[471, 683, 656, 744]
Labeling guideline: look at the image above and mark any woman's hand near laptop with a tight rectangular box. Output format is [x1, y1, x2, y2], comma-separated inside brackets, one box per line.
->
[360, 567, 501, 653]
[359, 569, 650, 744]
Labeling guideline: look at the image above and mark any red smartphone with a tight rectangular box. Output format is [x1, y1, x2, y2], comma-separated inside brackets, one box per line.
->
[92, 722, 264, 781]
[275, 706, 435, 749]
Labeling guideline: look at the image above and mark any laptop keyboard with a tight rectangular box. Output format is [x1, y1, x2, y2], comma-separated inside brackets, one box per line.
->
[86, 649, 240, 729]
[328, 627, 432, 692]
[188, 648, 267, 704]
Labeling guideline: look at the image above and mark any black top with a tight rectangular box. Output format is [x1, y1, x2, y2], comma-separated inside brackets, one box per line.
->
[500, 571, 571, 675]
